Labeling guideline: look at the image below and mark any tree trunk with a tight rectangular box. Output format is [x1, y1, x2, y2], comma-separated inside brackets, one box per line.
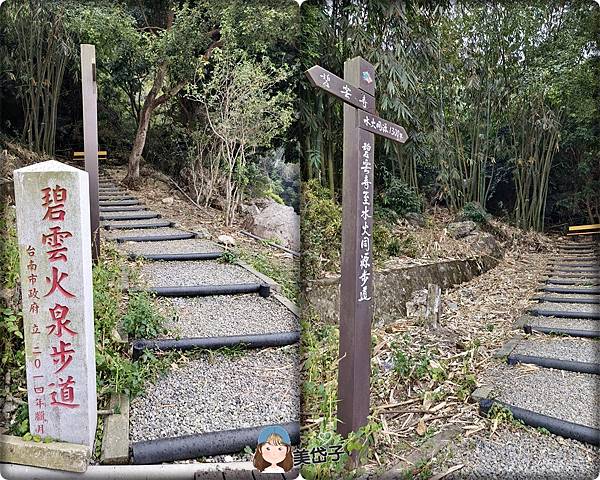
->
[124, 103, 154, 186]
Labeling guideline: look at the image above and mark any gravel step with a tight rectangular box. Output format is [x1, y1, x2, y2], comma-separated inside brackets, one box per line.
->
[129, 346, 300, 442]
[520, 315, 600, 338]
[542, 285, 600, 295]
[535, 293, 600, 304]
[545, 277, 600, 285]
[544, 271, 599, 278]
[100, 205, 148, 212]
[100, 211, 160, 221]
[157, 295, 299, 338]
[511, 336, 600, 367]
[443, 427, 600, 480]
[118, 239, 222, 257]
[530, 302, 600, 319]
[99, 199, 142, 206]
[103, 219, 174, 230]
[138, 260, 260, 288]
[480, 363, 600, 429]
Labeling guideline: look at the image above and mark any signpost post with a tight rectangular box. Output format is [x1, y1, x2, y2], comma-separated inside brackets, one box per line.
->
[80, 44, 100, 262]
[306, 56, 407, 437]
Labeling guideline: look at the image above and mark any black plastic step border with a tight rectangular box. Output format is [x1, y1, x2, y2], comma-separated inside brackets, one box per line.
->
[536, 295, 600, 305]
[528, 308, 600, 320]
[132, 331, 300, 360]
[100, 213, 160, 221]
[507, 352, 600, 375]
[131, 421, 300, 464]
[144, 283, 271, 298]
[104, 221, 174, 230]
[115, 232, 196, 243]
[99, 196, 138, 202]
[541, 286, 600, 295]
[523, 323, 600, 338]
[479, 398, 600, 446]
[128, 252, 223, 261]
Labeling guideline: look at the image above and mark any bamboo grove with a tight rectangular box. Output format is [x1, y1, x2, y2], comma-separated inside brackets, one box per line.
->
[298, 1, 600, 230]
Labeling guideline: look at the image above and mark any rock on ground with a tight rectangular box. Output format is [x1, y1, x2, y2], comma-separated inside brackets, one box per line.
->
[245, 200, 300, 251]
[447, 221, 477, 239]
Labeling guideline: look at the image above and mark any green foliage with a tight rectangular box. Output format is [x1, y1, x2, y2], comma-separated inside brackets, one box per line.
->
[0, 204, 20, 290]
[459, 202, 489, 224]
[236, 249, 298, 302]
[301, 313, 381, 478]
[390, 341, 447, 384]
[377, 177, 423, 216]
[122, 291, 166, 340]
[218, 250, 238, 264]
[93, 245, 170, 399]
[301, 179, 342, 279]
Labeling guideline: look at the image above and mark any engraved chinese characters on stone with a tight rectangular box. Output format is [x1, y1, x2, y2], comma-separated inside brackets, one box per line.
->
[13, 160, 97, 450]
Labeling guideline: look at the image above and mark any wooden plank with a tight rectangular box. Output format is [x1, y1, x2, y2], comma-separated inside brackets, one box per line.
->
[357, 110, 407, 144]
[305, 65, 375, 113]
[569, 224, 600, 231]
[567, 231, 600, 236]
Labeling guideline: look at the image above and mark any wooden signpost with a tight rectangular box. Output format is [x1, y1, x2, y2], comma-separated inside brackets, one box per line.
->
[306, 57, 407, 437]
[80, 44, 100, 261]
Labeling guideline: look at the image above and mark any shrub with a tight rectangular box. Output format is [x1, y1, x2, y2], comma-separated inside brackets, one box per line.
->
[301, 179, 342, 278]
[377, 177, 422, 216]
[122, 291, 166, 340]
[459, 201, 488, 224]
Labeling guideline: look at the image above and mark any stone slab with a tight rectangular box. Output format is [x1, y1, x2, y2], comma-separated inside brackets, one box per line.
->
[0, 434, 90, 473]
[13, 160, 97, 449]
[100, 394, 130, 465]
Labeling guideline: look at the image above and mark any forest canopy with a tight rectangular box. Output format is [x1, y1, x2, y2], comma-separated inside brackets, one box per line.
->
[0, 0, 300, 223]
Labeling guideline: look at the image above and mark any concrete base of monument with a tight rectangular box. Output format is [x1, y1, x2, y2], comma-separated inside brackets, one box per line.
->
[0, 461, 254, 479]
[0, 434, 90, 473]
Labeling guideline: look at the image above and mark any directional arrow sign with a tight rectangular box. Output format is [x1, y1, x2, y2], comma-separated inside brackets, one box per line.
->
[306, 65, 375, 113]
[357, 110, 408, 144]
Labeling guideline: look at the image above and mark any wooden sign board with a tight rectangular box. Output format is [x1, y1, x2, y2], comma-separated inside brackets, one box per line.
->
[306, 65, 376, 113]
[358, 111, 408, 144]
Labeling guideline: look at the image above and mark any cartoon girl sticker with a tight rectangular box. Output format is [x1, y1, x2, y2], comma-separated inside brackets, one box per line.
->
[253, 425, 294, 473]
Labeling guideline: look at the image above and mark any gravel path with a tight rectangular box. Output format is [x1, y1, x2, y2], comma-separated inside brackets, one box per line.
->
[443, 427, 600, 480]
[481, 363, 600, 428]
[130, 346, 300, 442]
[105, 227, 191, 240]
[523, 315, 600, 333]
[546, 271, 599, 278]
[546, 277, 600, 285]
[100, 211, 159, 220]
[540, 293, 600, 303]
[101, 218, 173, 228]
[533, 302, 600, 314]
[119, 238, 222, 256]
[138, 260, 260, 287]
[157, 295, 298, 338]
[513, 336, 600, 365]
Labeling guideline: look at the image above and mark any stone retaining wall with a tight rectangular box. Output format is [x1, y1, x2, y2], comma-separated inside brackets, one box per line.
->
[303, 256, 499, 326]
